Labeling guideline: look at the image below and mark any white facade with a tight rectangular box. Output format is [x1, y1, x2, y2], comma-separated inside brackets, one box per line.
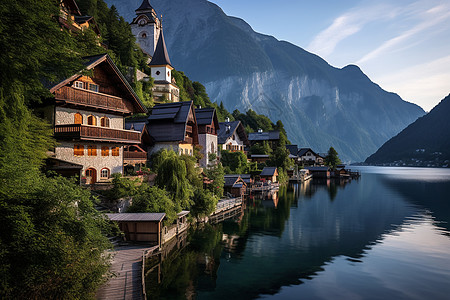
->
[221, 133, 245, 151]
[55, 107, 124, 129]
[148, 142, 194, 157]
[131, 15, 160, 57]
[199, 133, 218, 168]
[151, 66, 172, 82]
[55, 142, 123, 183]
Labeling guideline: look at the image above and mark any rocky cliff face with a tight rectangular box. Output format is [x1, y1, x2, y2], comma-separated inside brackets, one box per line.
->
[106, 0, 425, 162]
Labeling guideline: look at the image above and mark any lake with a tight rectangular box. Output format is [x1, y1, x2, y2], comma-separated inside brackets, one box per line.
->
[145, 167, 450, 299]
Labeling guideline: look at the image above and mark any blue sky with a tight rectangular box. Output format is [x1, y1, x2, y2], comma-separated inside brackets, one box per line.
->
[210, 0, 450, 111]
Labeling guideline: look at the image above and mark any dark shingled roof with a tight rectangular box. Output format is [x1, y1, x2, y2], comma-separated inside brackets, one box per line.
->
[224, 175, 241, 187]
[195, 108, 215, 125]
[298, 148, 322, 157]
[147, 101, 194, 142]
[286, 144, 299, 156]
[260, 167, 277, 176]
[136, 0, 154, 12]
[248, 131, 280, 142]
[305, 166, 330, 171]
[106, 213, 165, 222]
[125, 121, 147, 133]
[218, 121, 249, 145]
[149, 29, 172, 67]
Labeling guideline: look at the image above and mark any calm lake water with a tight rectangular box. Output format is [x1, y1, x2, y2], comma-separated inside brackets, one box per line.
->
[146, 167, 450, 299]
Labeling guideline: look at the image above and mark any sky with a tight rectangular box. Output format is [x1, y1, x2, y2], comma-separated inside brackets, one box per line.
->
[209, 0, 450, 112]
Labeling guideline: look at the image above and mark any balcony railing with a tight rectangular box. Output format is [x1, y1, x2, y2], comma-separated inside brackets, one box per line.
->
[55, 124, 141, 144]
[54, 86, 131, 113]
[124, 151, 148, 159]
[184, 136, 193, 144]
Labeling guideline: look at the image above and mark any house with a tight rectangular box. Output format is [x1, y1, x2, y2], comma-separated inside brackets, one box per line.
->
[260, 167, 278, 183]
[286, 144, 301, 163]
[305, 166, 330, 178]
[250, 154, 270, 164]
[131, 0, 180, 102]
[58, 0, 101, 38]
[218, 120, 249, 152]
[248, 130, 280, 151]
[124, 120, 152, 172]
[195, 108, 219, 168]
[224, 175, 247, 198]
[298, 148, 324, 166]
[40, 54, 147, 184]
[106, 211, 189, 247]
[146, 101, 198, 156]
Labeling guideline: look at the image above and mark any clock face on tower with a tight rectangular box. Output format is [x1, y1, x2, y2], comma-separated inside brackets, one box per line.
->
[139, 19, 147, 26]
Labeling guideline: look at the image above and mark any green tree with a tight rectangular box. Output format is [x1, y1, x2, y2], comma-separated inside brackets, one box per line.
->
[205, 163, 225, 198]
[190, 189, 219, 218]
[250, 141, 272, 155]
[154, 149, 194, 211]
[127, 184, 177, 223]
[220, 150, 249, 174]
[324, 147, 342, 169]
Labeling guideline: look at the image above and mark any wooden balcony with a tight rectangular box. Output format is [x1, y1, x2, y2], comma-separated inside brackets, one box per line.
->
[54, 86, 132, 114]
[184, 136, 193, 144]
[124, 151, 148, 160]
[55, 124, 141, 144]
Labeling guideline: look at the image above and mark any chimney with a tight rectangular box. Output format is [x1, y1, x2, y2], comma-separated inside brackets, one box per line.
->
[225, 117, 230, 122]
[258, 128, 263, 133]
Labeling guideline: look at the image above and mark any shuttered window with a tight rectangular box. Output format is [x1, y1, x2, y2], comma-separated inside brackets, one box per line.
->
[101, 146, 109, 156]
[112, 147, 120, 156]
[74, 113, 83, 124]
[88, 145, 97, 156]
[100, 117, 110, 127]
[87, 115, 96, 126]
[74, 145, 84, 156]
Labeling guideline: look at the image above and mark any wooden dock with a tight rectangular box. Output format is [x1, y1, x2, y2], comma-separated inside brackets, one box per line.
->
[96, 245, 157, 300]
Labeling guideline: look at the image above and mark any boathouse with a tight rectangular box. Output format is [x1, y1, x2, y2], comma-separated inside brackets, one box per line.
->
[305, 166, 330, 178]
[224, 175, 247, 198]
[260, 167, 278, 183]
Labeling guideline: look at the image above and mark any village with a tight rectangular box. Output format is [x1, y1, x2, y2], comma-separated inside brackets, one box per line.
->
[2, 1, 357, 299]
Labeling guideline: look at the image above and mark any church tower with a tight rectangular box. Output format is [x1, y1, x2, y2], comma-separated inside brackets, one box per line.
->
[130, 0, 161, 57]
[149, 29, 179, 102]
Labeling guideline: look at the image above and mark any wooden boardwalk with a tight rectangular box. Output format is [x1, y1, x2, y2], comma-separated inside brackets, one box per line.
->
[96, 245, 151, 300]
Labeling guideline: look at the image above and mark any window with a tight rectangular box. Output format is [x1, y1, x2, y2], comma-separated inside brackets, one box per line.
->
[112, 147, 120, 156]
[101, 146, 109, 156]
[185, 149, 188, 155]
[74, 113, 83, 124]
[100, 168, 110, 179]
[88, 83, 99, 92]
[88, 145, 97, 156]
[141, 33, 147, 38]
[74, 81, 84, 89]
[100, 117, 110, 127]
[87, 115, 96, 126]
[74, 144, 84, 156]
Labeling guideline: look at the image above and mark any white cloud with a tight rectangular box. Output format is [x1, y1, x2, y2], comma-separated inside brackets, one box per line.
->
[357, 3, 450, 64]
[307, 3, 399, 57]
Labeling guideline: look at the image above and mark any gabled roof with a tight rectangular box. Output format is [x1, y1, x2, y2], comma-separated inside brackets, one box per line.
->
[62, 0, 81, 16]
[106, 213, 165, 222]
[149, 29, 172, 67]
[195, 108, 219, 128]
[286, 144, 299, 156]
[298, 148, 322, 157]
[224, 175, 246, 188]
[218, 121, 249, 146]
[49, 54, 147, 114]
[136, 0, 154, 12]
[125, 121, 147, 133]
[147, 101, 196, 143]
[248, 131, 280, 142]
[260, 167, 278, 176]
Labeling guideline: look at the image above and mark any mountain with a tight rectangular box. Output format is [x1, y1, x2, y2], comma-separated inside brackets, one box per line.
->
[365, 94, 450, 167]
[105, 0, 425, 162]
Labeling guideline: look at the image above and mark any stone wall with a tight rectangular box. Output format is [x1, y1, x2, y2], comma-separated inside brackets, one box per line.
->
[55, 106, 123, 129]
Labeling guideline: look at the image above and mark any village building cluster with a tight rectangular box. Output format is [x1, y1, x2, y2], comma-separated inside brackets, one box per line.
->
[43, 0, 332, 188]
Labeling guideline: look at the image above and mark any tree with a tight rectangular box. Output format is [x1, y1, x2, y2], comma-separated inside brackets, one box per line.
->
[220, 150, 249, 174]
[154, 149, 194, 211]
[127, 184, 177, 223]
[324, 147, 342, 169]
[250, 141, 272, 155]
[205, 163, 225, 198]
[190, 189, 218, 218]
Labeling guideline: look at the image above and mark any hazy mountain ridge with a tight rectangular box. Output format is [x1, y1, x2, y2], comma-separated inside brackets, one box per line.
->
[106, 0, 425, 162]
[366, 94, 450, 167]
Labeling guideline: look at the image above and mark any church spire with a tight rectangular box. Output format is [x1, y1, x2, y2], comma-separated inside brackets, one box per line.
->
[136, 0, 154, 13]
[149, 28, 172, 67]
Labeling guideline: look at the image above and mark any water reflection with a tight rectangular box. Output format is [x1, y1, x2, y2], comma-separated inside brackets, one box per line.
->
[146, 167, 450, 300]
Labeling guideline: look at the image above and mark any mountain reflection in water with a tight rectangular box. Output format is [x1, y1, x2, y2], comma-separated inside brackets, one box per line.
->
[146, 167, 450, 300]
